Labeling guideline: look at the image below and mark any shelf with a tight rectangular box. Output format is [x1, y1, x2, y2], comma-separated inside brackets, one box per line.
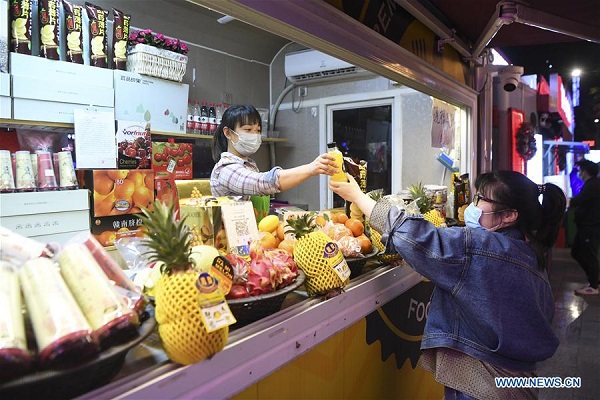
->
[0, 118, 74, 132]
[0, 119, 287, 143]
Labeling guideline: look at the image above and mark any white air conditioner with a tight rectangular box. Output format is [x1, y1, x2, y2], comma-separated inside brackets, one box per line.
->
[284, 49, 369, 83]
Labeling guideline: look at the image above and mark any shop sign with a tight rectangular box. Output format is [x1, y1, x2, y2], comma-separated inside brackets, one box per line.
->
[365, 280, 434, 368]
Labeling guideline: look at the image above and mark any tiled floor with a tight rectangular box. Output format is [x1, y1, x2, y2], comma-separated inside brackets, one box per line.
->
[538, 247, 600, 400]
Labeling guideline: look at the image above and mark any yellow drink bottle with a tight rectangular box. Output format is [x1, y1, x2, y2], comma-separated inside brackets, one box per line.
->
[327, 142, 348, 182]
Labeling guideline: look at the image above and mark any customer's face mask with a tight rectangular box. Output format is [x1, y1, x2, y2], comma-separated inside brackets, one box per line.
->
[464, 202, 505, 231]
[464, 203, 484, 229]
[229, 128, 262, 156]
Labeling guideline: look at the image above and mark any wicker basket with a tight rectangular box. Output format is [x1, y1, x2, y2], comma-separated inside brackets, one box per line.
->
[127, 43, 188, 82]
[227, 270, 305, 328]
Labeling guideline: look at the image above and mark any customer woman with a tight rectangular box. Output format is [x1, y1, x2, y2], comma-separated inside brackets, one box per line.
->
[211, 104, 338, 199]
[330, 171, 566, 400]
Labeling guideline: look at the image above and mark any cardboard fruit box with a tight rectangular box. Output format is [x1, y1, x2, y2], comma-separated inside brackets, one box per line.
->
[84, 169, 155, 247]
[86, 169, 155, 217]
[152, 141, 193, 180]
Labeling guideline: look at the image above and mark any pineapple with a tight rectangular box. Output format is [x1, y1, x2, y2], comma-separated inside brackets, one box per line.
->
[423, 208, 447, 227]
[408, 182, 433, 214]
[365, 189, 385, 253]
[140, 201, 228, 365]
[286, 214, 350, 296]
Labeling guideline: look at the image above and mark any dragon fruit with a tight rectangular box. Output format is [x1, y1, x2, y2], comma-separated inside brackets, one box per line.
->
[225, 244, 299, 299]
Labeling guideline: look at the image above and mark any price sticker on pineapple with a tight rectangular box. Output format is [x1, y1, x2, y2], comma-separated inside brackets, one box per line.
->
[195, 272, 236, 331]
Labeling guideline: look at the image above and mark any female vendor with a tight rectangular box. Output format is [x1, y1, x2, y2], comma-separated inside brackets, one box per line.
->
[211, 104, 338, 199]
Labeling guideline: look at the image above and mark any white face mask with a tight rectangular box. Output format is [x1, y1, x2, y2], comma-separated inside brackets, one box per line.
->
[229, 129, 261, 156]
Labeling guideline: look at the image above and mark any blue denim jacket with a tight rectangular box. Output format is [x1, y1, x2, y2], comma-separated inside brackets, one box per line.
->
[371, 201, 559, 372]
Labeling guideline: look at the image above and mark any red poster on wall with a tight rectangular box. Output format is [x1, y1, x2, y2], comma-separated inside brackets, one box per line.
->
[509, 108, 525, 174]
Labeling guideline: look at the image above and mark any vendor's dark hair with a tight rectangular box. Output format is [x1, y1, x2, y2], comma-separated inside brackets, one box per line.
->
[475, 171, 566, 270]
[211, 104, 262, 162]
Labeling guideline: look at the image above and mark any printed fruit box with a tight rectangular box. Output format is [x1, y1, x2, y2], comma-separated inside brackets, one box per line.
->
[152, 142, 192, 180]
[86, 169, 155, 217]
[116, 120, 152, 169]
[91, 214, 147, 247]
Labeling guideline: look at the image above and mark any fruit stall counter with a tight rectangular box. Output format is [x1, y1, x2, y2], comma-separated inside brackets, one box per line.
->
[79, 261, 443, 399]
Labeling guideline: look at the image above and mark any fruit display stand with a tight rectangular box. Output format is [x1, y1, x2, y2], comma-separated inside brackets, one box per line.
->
[78, 261, 437, 399]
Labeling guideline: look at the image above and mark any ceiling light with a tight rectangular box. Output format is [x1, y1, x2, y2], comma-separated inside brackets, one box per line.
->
[571, 69, 581, 77]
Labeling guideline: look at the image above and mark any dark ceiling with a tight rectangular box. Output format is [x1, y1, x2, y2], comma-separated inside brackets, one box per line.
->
[423, 0, 600, 49]
[420, 0, 600, 141]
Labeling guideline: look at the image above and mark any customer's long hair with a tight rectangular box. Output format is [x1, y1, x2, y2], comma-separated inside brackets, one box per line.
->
[211, 104, 262, 162]
[475, 171, 566, 270]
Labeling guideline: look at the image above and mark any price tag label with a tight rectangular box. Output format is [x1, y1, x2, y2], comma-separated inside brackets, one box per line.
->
[195, 272, 236, 331]
[199, 301, 236, 332]
[166, 157, 176, 173]
[332, 259, 351, 281]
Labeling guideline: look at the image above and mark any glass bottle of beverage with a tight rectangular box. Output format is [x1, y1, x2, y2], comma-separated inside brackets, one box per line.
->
[192, 100, 201, 134]
[200, 101, 209, 135]
[327, 142, 347, 182]
[186, 100, 194, 133]
[208, 102, 217, 135]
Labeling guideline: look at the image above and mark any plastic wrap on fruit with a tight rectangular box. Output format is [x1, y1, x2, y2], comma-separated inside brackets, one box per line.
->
[0, 261, 32, 381]
[323, 222, 353, 241]
[19, 257, 99, 367]
[58, 244, 140, 348]
[0, 226, 56, 262]
[81, 234, 147, 315]
[336, 235, 363, 258]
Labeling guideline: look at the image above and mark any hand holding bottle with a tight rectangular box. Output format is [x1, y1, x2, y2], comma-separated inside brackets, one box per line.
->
[308, 153, 338, 176]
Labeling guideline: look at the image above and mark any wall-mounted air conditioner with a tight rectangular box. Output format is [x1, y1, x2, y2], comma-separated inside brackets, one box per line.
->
[284, 49, 369, 83]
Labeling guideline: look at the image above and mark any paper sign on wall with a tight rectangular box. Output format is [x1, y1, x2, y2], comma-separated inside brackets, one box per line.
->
[431, 99, 456, 149]
[74, 108, 117, 168]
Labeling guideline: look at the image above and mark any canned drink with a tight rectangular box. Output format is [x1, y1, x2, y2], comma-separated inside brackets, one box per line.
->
[0, 150, 16, 192]
[36, 151, 58, 191]
[14, 151, 36, 192]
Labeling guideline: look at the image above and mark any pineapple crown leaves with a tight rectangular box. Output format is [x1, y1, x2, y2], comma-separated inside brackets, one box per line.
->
[284, 213, 317, 239]
[408, 182, 433, 214]
[367, 189, 385, 201]
[139, 201, 193, 274]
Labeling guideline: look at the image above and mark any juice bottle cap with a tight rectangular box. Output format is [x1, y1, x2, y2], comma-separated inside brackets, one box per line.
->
[327, 142, 337, 149]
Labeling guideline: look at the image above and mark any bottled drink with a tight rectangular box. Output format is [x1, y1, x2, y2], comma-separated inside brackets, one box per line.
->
[200, 101, 209, 135]
[327, 142, 348, 182]
[186, 100, 194, 133]
[215, 103, 223, 128]
[192, 100, 201, 134]
[208, 102, 217, 135]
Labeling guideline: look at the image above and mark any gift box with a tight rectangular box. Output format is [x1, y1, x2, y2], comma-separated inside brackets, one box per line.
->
[151, 141, 192, 180]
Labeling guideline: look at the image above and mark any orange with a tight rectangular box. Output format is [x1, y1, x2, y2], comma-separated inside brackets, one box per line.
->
[259, 231, 278, 250]
[133, 186, 154, 209]
[93, 173, 115, 196]
[128, 171, 145, 188]
[107, 170, 129, 181]
[97, 230, 116, 246]
[345, 218, 364, 237]
[94, 191, 115, 216]
[336, 213, 349, 224]
[278, 238, 296, 255]
[114, 179, 136, 200]
[357, 234, 373, 254]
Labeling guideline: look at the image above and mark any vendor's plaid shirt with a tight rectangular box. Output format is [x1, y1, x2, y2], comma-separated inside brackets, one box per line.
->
[210, 152, 281, 200]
